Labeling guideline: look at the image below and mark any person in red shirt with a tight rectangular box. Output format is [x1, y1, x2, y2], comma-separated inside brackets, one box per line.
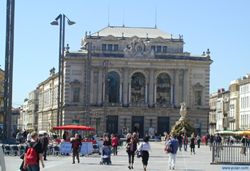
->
[111, 134, 119, 155]
[71, 134, 81, 164]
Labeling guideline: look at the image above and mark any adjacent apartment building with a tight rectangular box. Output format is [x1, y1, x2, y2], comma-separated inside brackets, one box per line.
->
[210, 74, 250, 132]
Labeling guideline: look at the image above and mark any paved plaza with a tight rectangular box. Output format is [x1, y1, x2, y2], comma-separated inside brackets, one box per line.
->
[2, 142, 250, 171]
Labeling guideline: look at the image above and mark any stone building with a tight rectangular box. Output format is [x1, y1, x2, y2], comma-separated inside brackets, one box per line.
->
[209, 92, 217, 134]
[37, 70, 58, 132]
[228, 80, 240, 130]
[239, 74, 250, 130]
[58, 26, 212, 136]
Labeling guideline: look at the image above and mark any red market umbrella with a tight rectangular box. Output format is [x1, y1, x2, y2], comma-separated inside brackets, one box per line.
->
[53, 125, 95, 131]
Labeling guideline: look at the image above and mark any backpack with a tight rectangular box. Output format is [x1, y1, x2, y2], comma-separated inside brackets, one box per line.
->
[25, 143, 38, 166]
[164, 143, 172, 153]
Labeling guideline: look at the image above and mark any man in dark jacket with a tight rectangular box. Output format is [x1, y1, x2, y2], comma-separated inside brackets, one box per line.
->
[40, 133, 49, 160]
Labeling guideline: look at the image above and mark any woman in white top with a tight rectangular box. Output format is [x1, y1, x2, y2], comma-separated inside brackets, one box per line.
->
[137, 136, 151, 171]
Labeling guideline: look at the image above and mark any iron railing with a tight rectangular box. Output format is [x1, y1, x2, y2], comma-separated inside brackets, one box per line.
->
[211, 143, 250, 165]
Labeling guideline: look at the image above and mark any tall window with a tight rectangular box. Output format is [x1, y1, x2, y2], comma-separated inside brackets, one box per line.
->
[108, 44, 113, 51]
[163, 46, 168, 53]
[114, 44, 119, 51]
[131, 72, 146, 103]
[156, 73, 171, 105]
[194, 90, 202, 105]
[102, 44, 107, 51]
[72, 87, 80, 103]
[156, 46, 162, 53]
[193, 83, 203, 106]
[106, 71, 120, 103]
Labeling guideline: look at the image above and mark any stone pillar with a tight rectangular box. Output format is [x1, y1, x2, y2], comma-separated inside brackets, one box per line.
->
[174, 70, 179, 106]
[145, 84, 148, 103]
[123, 68, 129, 106]
[97, 69, 103, 105]
[148, 69, 154, 106]
[171, 70, 176, 106]
[119, 83, 122, 103]
[186, 68, 191, 107]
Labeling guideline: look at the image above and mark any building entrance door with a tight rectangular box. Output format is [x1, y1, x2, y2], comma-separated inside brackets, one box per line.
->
[106, 115, 118, 134]
[132, 116, 144, 138]
[157, 117, 169, 136]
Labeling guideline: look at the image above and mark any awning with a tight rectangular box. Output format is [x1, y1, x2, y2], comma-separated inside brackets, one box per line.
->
[53, 125, 95, 131]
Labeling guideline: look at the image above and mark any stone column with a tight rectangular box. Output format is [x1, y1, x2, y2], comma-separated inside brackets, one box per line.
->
[145, 84, 148, 103]
[171, 69, 176, 106]
[185, 68, 191, 107]
[123, 68, 129, 106]
[119, 83, 122, 103]
[174, 70, 179, 106]
[148, 69, 154, 106]
[97, 69, 103, 105]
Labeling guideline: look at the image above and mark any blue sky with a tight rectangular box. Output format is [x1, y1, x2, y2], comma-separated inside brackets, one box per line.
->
[0, 0, 250, 107]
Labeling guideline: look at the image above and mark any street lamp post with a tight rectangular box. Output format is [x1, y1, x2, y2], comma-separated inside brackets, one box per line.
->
[51, 14, 75, 126]
[3, 0, 15, 140]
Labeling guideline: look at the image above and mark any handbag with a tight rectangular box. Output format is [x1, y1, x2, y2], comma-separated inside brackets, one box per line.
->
[136, 149, 142, 158]
[136, 143, 143, 158]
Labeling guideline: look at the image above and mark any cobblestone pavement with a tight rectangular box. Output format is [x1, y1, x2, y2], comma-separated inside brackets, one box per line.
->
[3, 142, 249, 171]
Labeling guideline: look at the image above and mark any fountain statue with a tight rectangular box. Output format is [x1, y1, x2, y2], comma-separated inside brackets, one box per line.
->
[170, 102, 194, 136]
[179, 102, 187, 121]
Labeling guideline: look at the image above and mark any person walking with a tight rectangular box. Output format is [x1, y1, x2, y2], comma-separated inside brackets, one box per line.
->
[165, 134, 179, 170]
[126, 136, 137, 169]
[190, 134, 196, 155]
[183, 134, 188, 151]
[177, 134, 183, 151]
[23, 131, 45, 171]
[111, 134, 119, 156]
[137, 136, 151, 171]
[196, 135, 201, 148]
[40, 133, 49, 161]
[241, 136, 247, 155]
[71, 134, 82, 164]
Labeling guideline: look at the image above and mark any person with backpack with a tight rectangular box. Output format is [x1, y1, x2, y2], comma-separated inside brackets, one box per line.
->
[165, 134, 178, 170]
[23, 131, 45, 171]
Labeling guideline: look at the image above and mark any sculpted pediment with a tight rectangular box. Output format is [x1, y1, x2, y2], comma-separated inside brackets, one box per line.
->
[193, 82, 204, 90]
[124, 37, 155, 59]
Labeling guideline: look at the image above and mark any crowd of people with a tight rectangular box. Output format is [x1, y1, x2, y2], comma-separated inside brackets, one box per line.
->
[1, 129, 249, 171]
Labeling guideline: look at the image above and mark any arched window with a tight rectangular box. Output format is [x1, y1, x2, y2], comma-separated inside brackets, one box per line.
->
[156, 73, 171, 104]
[131, 72, 146, 103]
[106, 71, 120, 103]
